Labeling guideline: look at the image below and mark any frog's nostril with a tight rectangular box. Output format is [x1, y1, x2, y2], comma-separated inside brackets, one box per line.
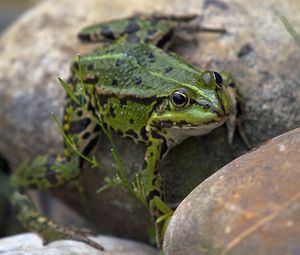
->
[195, 100, 211, 110]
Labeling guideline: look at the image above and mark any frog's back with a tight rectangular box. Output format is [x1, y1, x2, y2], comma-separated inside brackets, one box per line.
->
[74, 40, 200, 99]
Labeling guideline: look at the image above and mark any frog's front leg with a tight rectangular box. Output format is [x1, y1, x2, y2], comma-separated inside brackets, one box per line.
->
[143, 133, 173, 247]
[10, 155, 104, 251]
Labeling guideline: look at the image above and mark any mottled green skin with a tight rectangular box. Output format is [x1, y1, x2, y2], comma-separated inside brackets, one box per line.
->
[10, 15, 237, 250]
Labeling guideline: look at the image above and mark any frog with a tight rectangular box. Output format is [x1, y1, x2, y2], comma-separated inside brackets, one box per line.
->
[10, 14, 239, 251]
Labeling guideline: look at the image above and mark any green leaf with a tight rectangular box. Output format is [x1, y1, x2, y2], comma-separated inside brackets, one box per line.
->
[156, 211, 173, 224]
[153, 196, 173, 214]
[58, 78, 80, 105]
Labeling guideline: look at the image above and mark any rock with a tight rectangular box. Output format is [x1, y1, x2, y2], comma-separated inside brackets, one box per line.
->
[163, 128, 300, 255]
[0, 0, 300, 244]
[0, 233, 158, 255]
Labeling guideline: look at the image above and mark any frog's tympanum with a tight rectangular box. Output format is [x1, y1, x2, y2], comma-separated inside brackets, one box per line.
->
[10, 14, 239, 250]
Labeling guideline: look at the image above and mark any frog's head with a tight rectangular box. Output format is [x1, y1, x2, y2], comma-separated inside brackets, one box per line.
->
[152, 71, 232, 140]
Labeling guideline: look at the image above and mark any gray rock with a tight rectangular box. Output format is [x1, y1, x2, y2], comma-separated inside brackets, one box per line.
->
[0, 0, 299, 244]
[163, 128, 300, 255]
[0, 233, 158, 255]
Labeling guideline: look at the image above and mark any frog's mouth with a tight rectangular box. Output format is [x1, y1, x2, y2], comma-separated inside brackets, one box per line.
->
[178, 118, 226, 136]
[164, 116, 227, 137]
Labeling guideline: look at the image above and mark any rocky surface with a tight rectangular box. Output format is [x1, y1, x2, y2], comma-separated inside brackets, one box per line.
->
[0, 0, 299, 244]
[0, 233, 158, 255]
[164, 127, 300, 255]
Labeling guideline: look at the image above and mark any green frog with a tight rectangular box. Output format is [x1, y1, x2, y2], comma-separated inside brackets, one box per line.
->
[10, 14, 239, 250]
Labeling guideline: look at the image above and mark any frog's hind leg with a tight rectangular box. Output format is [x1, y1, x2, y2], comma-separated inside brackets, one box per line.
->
[10, 154, 104, 251]
[77, 14, 195, 47]
[78, 14, 225, 51]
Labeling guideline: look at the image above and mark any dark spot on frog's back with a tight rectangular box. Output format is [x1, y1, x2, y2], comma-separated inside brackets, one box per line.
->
[128, 33, 140, 43]
[134, 76, 142, 85]
[147, 28, 157, 36]
[87, 63, 94, 71]
[150, 18, 158, 26]
[111, 79, 118, 86]
[121, 95, 158, 105]
[116, 59, 125, 67]
[148, 52, 155, 62]
[100, 26, 115, 40]
[69, 118, 91, 134]
[164, 66, 173, 73]
[78, 33, 91, 42]
[129, 118, 134, 124]
[124, 21, 140, 33]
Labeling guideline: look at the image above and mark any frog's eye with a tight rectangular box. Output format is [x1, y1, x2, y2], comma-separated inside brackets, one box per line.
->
[213, 72, 223, 86]
[171, 90, 189, 108]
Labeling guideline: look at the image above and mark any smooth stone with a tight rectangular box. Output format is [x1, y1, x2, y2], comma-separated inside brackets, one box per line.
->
[0, 233, 158, 255]
[164, 128, 300, 255]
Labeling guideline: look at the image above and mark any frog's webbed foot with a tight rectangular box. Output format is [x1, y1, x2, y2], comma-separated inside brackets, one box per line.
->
[11, 190, 104, 251]
[10, 155, 104, 251]
[223, 75, 250, 149]
[150, 197, 174, 248]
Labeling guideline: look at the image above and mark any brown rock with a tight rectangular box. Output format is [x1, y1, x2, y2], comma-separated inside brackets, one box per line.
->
[0, 0, 300, 244]
[164, 128, 300, 255]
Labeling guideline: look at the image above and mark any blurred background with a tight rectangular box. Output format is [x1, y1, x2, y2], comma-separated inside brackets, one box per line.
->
[0, 0, 41, 237]
[0, 0, 40, 32]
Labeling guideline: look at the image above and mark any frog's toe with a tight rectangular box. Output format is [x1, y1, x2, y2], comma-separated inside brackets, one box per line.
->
[41, 224, 104, 251]
[68, 234, 105, 251]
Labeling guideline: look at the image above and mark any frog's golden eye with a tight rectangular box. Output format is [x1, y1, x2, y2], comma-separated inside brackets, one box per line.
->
[213, 72, 223, 86]
[171, 90, 189, 108]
